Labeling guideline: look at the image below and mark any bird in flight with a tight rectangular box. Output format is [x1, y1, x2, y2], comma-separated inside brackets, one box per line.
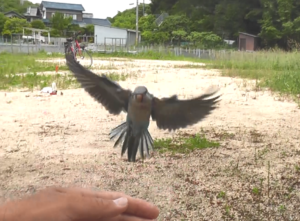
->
[65, 53, 221, 162]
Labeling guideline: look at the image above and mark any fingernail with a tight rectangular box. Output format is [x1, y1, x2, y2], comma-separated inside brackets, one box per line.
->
[113, 197, 128, 207]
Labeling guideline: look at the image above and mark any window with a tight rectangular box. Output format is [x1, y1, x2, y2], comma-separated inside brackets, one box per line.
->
[51, 12, 55, 17]
[73, 14, 77, 20]
[64, 13, 72, 18]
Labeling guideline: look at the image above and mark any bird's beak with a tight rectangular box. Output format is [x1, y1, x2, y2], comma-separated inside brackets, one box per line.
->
[135, 94, 143, 102]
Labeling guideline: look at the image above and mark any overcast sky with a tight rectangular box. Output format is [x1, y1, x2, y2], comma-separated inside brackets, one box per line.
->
[29, 0, 151, 19]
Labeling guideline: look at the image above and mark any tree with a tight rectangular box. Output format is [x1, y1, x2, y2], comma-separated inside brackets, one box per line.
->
[187, 31, 202, 45]
[171, 30, 187, 45]
[30, 20, 46, 29]
[2, 17, 29, 36]
[0, 0, 39, 15]
[139, 14, 156, 32]
[142, 30, 169, 44]
[158, 15, 190, 41]
[0, 12, 7, 34]
[112, 11, 136, 29]
[111, 4, 152, 30]
[213, 0, 247, 39]
[50, 12, 72, 36]
[85, 24, 94, 35]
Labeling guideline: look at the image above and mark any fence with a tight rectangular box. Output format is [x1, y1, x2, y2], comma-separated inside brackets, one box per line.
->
[0, 35, 233, 60]
[0, 35, 66, 54]
[85, 44, 230, 60]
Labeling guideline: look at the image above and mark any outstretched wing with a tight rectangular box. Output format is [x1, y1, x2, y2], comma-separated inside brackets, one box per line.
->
[151, 86, 221, 131]
[65, 53, 131, 115]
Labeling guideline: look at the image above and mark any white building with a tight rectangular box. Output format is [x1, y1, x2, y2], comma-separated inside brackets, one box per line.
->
[94, 25, 141, 47]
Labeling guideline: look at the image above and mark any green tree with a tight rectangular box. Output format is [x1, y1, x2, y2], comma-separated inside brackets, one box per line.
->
[2, 17, 29, 36]
[187, 31, 202, 45]
[0, 12, 8, 34]
[112, 11, 136, 29]
[30, 19, 46, 29]
[142, 30, 169, 44]
[111, 4, 152, 30]
[139, 14, 156, 32]
[85, 24, 94, 35]
[50, 12, 72, 36]
[171, 30, 187, 45]
[198, 32, 223, 49]
[0, 0, 39, 14]
[213, 0, 246, 39]
[158, 15, 190, 41]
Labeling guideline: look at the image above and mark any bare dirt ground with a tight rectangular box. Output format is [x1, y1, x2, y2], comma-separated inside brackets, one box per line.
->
[1, 58, 300, 220]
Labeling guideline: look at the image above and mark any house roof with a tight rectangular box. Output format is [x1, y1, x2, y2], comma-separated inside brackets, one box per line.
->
[4, 11, 26, 19]
[239, 32, 258, 38]
[41, 1, 85, 11]
[83, 18, 111, 27]
[42, 18, 85, 25]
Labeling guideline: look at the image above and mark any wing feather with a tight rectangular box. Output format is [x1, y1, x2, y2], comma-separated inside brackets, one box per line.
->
[151, 86, 221, 130]
[65, 53, 131, 114]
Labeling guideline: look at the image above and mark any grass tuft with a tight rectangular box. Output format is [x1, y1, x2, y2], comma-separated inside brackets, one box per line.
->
[92, 50, 208, 63]
[154, 133, 220, 154]
[104, 72, 129, 81]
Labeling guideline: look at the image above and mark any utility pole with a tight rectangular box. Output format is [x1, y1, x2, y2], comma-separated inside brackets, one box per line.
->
[135, 0, 138, 46]
[143, 0, 145, 16]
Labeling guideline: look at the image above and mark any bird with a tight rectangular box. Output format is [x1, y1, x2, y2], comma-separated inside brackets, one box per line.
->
[65, 53, 222, 162]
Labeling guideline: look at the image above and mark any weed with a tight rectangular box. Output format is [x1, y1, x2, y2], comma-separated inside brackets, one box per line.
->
[252, 187, 260, 195]
[217, 191, 226, 199]
[153, 133, 220, 154]
[104, 72, 128, 81]
[92, 50, 208, 63]
[278, 205, 286, 213]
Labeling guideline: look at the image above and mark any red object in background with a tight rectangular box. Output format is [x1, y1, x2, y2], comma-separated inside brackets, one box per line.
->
[50, 91, 57, 95]
[55, 65, 59, 72]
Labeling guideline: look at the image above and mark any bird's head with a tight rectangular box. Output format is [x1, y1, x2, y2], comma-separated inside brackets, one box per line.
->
[132, 86, 148, 102]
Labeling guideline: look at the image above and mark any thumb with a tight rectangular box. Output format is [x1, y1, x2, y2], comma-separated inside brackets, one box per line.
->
[96, 197, 129, 219]
[113, 197, 129, 209]
[73, 196, 129, 220]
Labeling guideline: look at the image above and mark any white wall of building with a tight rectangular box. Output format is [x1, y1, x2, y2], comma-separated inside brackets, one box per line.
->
[94, 25, 127, 45]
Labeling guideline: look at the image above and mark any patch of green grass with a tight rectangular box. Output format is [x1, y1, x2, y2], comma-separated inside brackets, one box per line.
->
[0, 51, 66, 74]
[173, 64, 205, 69]
[92, 50, 208, 63]
[217, 191, 226, 199]
[208, 50, 300, 98]
[0, 72, 79, 91]
[153, 133, 220, 154]
[252, 187, 260, 195]
[0, 51, 73, 90]
[105, 72, 129, 81]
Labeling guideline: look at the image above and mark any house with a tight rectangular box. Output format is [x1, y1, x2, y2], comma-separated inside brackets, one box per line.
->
[39, 1, 111, 28]
[238, 32, 259, 51]
[94, 25, 141, 47]
[4, 11, 26, 19]
[40, 1, 85, 26]
[82, 18, 111, 27]
[83, 13, 93, 18]
[23, 7, 43, 22]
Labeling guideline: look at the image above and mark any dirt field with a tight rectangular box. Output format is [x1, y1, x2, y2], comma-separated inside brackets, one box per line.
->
[1, 58, 300, 220]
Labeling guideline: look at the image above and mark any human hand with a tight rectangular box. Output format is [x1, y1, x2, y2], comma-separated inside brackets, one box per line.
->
[0, 186, 159, 221]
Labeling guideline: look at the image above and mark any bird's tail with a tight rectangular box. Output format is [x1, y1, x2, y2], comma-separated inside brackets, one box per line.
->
[109, 122, 153, 162]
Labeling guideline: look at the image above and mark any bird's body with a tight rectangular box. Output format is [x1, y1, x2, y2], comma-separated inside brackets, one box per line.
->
[110, 86, 154, 161]
[65, 53, 222, 162]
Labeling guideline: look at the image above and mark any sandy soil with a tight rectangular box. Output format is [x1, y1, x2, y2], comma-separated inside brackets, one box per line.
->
[1, 58, 300, 220]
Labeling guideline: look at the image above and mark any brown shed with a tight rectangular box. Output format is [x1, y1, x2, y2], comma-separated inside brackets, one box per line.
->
[238, 32, 259, 51]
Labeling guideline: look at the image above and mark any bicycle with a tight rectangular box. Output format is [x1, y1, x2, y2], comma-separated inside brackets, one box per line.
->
[64, 31, 93, 69]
